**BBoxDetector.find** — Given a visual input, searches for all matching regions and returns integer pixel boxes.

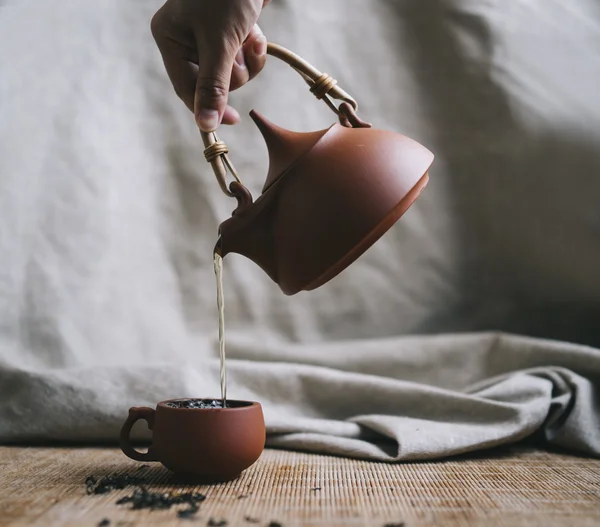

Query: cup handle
[119,407,158,462]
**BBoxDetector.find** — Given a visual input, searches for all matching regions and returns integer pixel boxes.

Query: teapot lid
[250,110,332,193]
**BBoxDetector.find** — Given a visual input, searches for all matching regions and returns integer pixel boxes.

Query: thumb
[194,42,237,132]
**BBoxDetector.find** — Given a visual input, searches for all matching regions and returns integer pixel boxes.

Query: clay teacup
[119,398,265,483]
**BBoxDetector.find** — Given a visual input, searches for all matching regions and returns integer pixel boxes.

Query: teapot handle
[200,42,371,198]
[264,43,371,129]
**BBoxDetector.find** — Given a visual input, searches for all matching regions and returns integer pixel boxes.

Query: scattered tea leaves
[86,474,145,495]
[384,523,405,527]
[117,487,207,512]
[268,522,283,527]
[86,470,208,520]
[177,503,200,519]
[207,519,228,526]
[244,517,259,523]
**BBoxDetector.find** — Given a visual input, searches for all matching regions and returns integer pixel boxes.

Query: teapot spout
[214,187,279,284]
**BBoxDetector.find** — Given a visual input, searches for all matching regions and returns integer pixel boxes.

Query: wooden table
[1,446,599,526]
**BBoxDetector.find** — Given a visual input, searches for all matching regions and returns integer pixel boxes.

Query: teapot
[202,43,433,295]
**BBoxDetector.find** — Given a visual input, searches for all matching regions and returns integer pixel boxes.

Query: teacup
[119,398,265,483]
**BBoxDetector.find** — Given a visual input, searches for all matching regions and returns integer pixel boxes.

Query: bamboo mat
[0,446,599,527]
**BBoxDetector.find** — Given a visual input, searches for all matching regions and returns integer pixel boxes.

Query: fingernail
[196,109,219,132]
[253,35,267,56]
[235,47,246,69]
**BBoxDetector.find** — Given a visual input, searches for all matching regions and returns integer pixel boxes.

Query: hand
[151,0,271,132]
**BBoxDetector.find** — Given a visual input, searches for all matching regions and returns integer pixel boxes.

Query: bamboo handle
[201,42,370,198]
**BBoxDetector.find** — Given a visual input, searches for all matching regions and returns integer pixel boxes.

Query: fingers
[229,25,267,91]
[229,47,250,94]
[222,105,241,125]
[243,25,268,84]
[194,36,239,131]
[159,53,197,114]
[151,5,197,113]
[154,48,242,126]
[151,5,267,131]
[194,26,268,130]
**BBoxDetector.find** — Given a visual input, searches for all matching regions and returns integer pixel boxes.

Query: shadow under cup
[120,399,266,483]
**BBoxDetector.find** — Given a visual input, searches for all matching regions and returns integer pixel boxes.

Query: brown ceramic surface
[120,399,265,483]
[216,112,434,295]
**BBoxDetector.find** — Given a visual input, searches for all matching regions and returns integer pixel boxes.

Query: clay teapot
[202,43,434,295]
